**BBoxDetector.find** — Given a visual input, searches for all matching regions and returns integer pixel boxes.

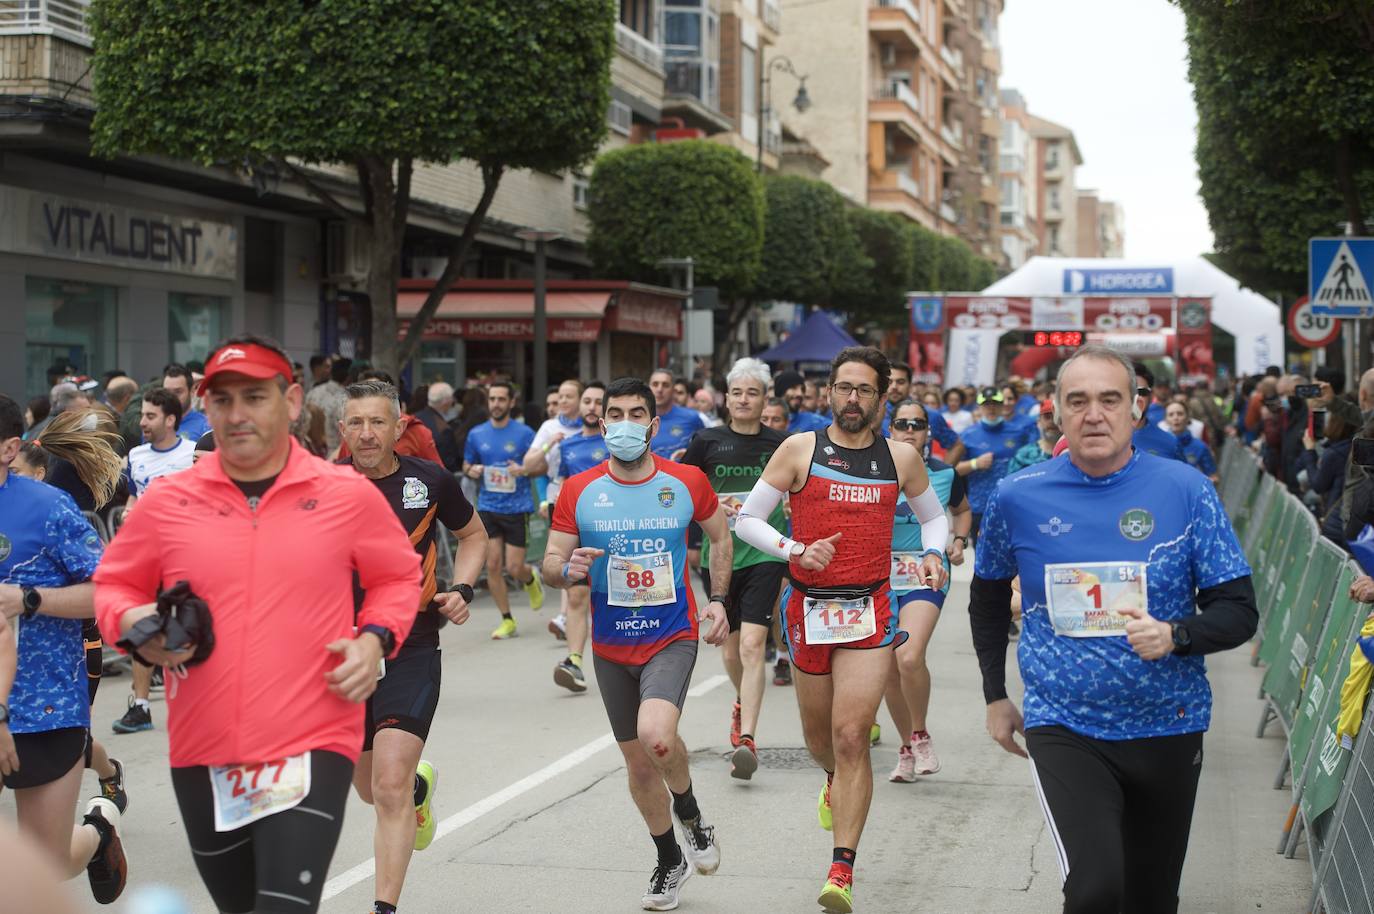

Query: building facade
[1075,190,1125,258]
[1027,113,1083,257]
[997,88,1038,269]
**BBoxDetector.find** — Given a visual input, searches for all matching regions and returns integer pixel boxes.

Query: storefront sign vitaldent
[0,186,237,280]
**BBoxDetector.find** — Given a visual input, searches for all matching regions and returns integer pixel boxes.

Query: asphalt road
[13,563,1313,913]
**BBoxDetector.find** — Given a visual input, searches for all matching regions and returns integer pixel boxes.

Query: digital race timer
[1025,331,1084,347]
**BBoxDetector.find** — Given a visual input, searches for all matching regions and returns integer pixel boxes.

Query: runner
[339,379,487,914]
[1130,364,1185,460]
[880,400,971,783]
[159,364,211,442]
[94,334,421,914]
[970,345,1257,913]
[0,393,128,906]
[526,381,608,692]
[955,387,1024,546]
[463,381,544,639]
[735,346,948,913]
[648,369,704,460]
[1164,401,1218,483]
[523,379,585,641]
[681,358,788,780]
[1007,399,1062,476]
[761,398,789,435]
[542,376,729,912]
[776,371,829,434]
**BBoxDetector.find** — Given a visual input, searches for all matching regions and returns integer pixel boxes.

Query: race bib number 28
[1044,561,1148,638]
[210,752,311,832]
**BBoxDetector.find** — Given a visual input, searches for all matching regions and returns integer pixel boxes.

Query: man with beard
[881,363,963,465]
[525,382,608,692]
[735,347,948,914]
[1007,399,1063,475]
[339,380,487,914]
[955,388,1025,546]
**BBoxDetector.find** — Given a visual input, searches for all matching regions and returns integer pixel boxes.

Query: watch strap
[453,583,475,603]
[359,624,396,655]
[709,594,728,605]
[0,703,9,724]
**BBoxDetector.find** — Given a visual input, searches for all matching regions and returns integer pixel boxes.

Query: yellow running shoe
[414,760,438,851]
[869,723,881,747]
[491,617,518,640]
[817,781,833,831]
[818,871,854,914]
[523,570,545,611]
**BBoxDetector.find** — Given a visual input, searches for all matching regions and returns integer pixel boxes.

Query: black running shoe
[98,757,128,814]
[83,797,127,904]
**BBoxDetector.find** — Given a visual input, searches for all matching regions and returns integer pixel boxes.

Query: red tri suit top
[552,455,718,665]
[788,430,900,589]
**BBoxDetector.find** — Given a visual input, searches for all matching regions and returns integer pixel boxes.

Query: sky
[999,0,1215,261]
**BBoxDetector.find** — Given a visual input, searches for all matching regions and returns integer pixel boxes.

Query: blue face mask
[603,420,651,462]
[982,415,1004,427]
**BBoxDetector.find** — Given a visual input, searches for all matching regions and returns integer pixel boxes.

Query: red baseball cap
[198,343,294,395]
[1039,398,1055,417]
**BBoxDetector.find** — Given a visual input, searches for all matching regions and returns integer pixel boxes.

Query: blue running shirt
[1132,423,1185,461]
[974,451,1250,740]
[1175,431,1217,476]
[464,419,536,514]
[787,411,829,435]
[958,421,1025,513]
[552,456,718,665]
[556,433,609,482]
[0,475,102,733]
[650,405,705,458]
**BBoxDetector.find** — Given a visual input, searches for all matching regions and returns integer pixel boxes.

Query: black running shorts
[479,511,528,548]
[363,644,442,751]
[700,561,785,632]
[171,750,353,914]
[5,726,86,789]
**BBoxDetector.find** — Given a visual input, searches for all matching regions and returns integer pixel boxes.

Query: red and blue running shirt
[552,455,718,665]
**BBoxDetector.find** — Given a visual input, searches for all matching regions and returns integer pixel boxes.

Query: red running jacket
[94,440,420,767]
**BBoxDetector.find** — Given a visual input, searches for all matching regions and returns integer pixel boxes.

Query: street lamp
[515,228,563,406]
[758,55,811,174]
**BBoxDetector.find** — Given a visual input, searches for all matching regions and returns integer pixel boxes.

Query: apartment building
[1027,113,1082,257]
[1076,190,1125,258]
[998,88,1038,269]
[943,0,1004,263]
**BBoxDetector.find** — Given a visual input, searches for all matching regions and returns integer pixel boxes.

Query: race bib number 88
[608,552,677,607]
[1044,561,1148,638]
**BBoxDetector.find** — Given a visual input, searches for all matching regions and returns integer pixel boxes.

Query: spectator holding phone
[1300,394,1357,543]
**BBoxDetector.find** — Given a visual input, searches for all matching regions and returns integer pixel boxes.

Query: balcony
[869,0,923,49]
[762,0,782,33]
[874,0,920,22]
[875,80,920,115]
[940,121,963,149]
[615,22,664,73]
[999,153,1024,174]
[870,166,936,227]
[940,44,963,73]
[0,0,91,46]
[940,201,959,224]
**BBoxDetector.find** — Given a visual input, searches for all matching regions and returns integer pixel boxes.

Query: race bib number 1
[483,465,517,494]
[608,552,677,607]
[210,752,310,832]
[1044,561,1148,638]
[803,595,876,645]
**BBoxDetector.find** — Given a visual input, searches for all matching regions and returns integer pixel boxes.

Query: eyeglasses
[1136,387,1150,399]
[891,418,928,431]
[832,382,879,401]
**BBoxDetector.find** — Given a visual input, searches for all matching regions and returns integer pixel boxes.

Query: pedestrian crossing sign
[1310,237,1374,318]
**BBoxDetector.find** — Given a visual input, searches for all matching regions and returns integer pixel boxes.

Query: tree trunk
[362,155,404,379]
[1334,135,1366,234]
[711,298,756,378]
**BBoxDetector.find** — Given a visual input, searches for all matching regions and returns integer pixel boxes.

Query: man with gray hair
[682,358,789,779]
[415,381,460,471]
[969,344,1257,913]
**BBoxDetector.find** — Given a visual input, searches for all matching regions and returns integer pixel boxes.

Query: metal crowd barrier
[1216,439,1374,912]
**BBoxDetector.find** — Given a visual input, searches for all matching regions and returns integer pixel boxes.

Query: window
[608,99,633,135]
[741,44,757,122]
[1045,141,1060,170]
[573,172,590,211]
[663,0,720,109]
[1048,226,1060,252]
[25,277,119,399]
[168,293,227,366]
[1047,183,1061,211]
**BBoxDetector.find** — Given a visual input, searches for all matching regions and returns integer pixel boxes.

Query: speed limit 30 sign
[1288,295,1341,348]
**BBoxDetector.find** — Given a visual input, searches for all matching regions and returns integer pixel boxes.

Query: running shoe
[773,658,792,686]
[730,736,758,781]
[680,816,720,875]
[548,612,567,640]
[523,569,545,611]
[818,868,854,914]
[817,781,833,831]
[641,858,690,911]
[414,760,438,851]
[111,698,152,734]
[99,757,128,814]
[83,796,127,904]
[729,700,742,748]
[491,617,518,640]
[911,732,941,775]
[554,656,587,693]
[889,745,916,783]
[149,666,164,694]
[869,723,881,746]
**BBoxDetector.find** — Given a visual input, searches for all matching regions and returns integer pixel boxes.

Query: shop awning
[396,279,685,342]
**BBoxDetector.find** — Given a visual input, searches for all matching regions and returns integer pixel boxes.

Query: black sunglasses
[1136,387,1150,399]
[891,418,929,431]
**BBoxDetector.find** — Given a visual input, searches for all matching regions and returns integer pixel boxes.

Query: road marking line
[321,671,730,900]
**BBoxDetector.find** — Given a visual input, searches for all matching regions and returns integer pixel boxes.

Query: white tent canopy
[981,256,1283,377]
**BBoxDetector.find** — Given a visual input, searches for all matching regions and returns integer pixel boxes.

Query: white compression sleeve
[735,480,799,560]
[911,483,950,555]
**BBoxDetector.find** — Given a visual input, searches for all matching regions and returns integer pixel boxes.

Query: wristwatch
[1170,622,1192,654]
[20,586,41,620]
[709,593,728,607]
[0,704,9,725]
[452,583,475,604]
[789,541,806,559]
[359,624,397,655]
[953,535,970,548]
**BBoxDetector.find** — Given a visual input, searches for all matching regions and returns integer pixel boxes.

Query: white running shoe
[642,858,691,911]
[680,817,720,875]
[889,745,917,783]
[911,732,941,775]
[548,612,567,640]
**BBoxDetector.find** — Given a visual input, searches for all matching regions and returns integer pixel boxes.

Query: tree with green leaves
[846,209,915,329]
[89,0,615,376]
[908,224,942,291]
[1177,0,1374,297]
[753,175,871,307]
[934,233,975,292]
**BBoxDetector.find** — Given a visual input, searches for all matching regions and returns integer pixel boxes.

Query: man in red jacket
[94,334,421,914]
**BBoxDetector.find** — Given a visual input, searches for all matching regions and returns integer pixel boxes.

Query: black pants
[171,750,353,913]
[1026,726,1203,914]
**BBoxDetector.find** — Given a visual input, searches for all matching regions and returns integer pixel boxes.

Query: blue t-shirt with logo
[959,420,1025,513]
[0,475,102,734]
[650,405,704,458]
[974,451,1250,740]
[464,419,536,514]
[556,433,609,481]
[178,409,211,442]
[1175,430,1217,476]
[1132,424,1185,461]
